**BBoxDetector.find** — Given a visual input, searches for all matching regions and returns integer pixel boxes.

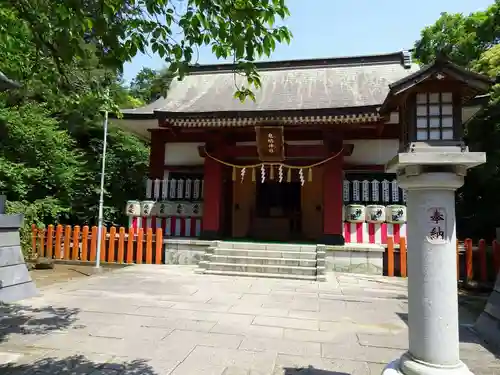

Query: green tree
[0,6,149,253]
[414,1,500,240]
[6,0,292,101]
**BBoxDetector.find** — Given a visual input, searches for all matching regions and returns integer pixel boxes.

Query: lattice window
[416,92,454,141]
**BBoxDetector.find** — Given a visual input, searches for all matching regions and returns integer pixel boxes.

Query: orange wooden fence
[386,236,500,283]
[31,224,500,282]
[31,224,163,264]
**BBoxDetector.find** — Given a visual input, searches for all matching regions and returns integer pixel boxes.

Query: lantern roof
[379,57,494,115]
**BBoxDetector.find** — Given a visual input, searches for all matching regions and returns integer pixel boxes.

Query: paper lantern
[156,201,172,217]
[386,205,407,224]
[140,200,155,217]
[125,200,141,217]
[191,203,203,217]
[366,205,386,223]
[345,204,365,223]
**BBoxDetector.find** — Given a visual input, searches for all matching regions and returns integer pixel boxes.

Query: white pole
[95,91,109,269]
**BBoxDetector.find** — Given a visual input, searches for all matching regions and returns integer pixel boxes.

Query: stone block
[357,333,409,350]
[0,214,39,303]
[322,341,405,363]
[162,329,243,349]
[0,245,25,267]
[252,316,318,331]
[173,345,277,373]
[0,230,20,247]
[329,251,351,272]
[211,322,284,339]
[0,280,38,303]
[367,251,383,274]
[239,336,321,357]
[0,214,22,229]
[0,263,33,287]
[283,328,358,344]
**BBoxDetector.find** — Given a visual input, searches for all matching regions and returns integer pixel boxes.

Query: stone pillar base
[0,214,39,303]
[382,353,473,375]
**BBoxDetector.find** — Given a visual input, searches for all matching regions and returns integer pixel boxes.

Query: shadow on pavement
[1,355,159,375]
[0,302,79,343]
[283,367,350,375]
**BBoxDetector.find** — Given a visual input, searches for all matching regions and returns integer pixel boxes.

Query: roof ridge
[188,50,415,75]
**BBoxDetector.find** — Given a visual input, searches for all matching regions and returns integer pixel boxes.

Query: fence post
[465,238,473,282]
[136,228,144,264]
[387,236,395,277]
[55,225,63,259]
[100,226,107,262]
[31,224,37,255]
[146,228,153,264]
[117,227,125,263]
[400,237,407,278]
[108,226,116,263]
[478,239,487,283]
[81,226,89,261]
[90,226,97,261]
[46,224,54,259]
[63,225,71,260]
[155,228,163,265]
[72,225,80,260]
[37,228,46,258]
[126,228,134,263]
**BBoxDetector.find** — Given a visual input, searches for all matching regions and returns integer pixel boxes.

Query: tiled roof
[122,51,420,116]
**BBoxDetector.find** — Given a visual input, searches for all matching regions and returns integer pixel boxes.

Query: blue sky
[123,0,493,83]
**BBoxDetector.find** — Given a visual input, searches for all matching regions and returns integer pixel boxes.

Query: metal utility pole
[95,90,110,269]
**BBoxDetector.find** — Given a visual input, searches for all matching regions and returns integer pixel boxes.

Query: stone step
[207,262,318,276]
[217,242,316,252]
[202,269,318,281]
[213,248,317,260]
[209,255,317,267]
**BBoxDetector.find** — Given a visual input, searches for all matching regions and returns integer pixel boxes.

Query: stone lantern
[379,57,493,375]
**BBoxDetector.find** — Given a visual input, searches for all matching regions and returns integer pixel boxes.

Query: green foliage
[414,1,500,240]
[6,0,292,101]
[0,5,149,250]
[129,67,175,103]
[414,2,500,67]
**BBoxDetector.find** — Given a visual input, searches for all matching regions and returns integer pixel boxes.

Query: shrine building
[114,50,489,246]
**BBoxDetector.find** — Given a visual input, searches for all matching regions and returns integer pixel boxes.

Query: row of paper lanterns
[344,204,406,224]
[125,200,406,224]
[126,200,204,218]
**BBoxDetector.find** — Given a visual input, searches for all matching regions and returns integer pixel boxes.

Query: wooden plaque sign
[255,126,285,162]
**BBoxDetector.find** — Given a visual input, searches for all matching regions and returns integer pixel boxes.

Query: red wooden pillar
[148,129,166,179]
[322,153,345,245]
[201,156,223,239]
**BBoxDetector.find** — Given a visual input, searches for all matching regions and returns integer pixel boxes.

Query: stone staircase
[198,241,325,281]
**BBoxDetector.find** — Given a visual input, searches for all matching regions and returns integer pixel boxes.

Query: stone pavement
[0,265,498,375]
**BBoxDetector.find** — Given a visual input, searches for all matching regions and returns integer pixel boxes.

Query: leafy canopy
[8,0,292,101]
